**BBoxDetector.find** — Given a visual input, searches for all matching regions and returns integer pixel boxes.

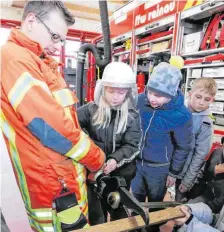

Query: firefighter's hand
[179,183,189,193]
[87,168,105,183]
[87,172,98,183]
[173,205,191,226]
[103,159,117,175]
[166,175,176,188]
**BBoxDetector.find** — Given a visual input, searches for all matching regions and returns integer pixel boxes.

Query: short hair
[191,78,217,96]
[22,0,75,26]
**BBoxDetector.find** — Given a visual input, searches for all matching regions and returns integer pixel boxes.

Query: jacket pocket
[156,130,171,163]
[46,159,76,194]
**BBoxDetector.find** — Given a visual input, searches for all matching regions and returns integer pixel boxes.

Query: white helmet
[94,62,138,108]
[101,62,136,88]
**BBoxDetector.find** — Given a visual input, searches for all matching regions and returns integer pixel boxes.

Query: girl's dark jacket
[77,102,141,183]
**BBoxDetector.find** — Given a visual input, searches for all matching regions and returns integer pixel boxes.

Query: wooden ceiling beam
[107,0,129,5]
[12,0,27,8]
[11,1,112,18]
[74,15,100,22]
[64,3,113,16]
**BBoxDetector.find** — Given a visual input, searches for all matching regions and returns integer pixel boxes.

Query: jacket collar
[191,108,212,116]
[9,28,60,72]
[8,28,44,57]
[143,89,184,110]
[185,101,212,116]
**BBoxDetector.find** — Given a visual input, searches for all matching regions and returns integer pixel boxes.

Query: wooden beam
[107,0,129,4]
[73,14,100,22]
[75,207,184,232]
[12,0,27,8]
[64,3,113,16]
[11,1,112,17]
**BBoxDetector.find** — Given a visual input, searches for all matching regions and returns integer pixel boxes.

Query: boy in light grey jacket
[174,203,224,232]
[176,78,217,201]
[173,146,224,232]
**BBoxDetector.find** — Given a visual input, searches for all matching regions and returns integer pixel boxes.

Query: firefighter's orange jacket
[1,29,105,232]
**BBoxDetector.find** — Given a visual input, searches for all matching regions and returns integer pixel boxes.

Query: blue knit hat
[147,62,182,98]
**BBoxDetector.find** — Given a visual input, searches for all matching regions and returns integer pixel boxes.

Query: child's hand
[179,183,189,193]
[215,164,224,175]
[173,205,191,226]
[166,175,176,188]
[103,159,117,175]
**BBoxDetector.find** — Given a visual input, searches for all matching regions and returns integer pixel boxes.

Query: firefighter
[1,1,105,231]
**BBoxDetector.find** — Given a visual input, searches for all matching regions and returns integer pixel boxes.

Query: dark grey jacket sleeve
[182,120,213,189]
[108,113,142,167]
[169,118,193,177]
[76,103,91,130]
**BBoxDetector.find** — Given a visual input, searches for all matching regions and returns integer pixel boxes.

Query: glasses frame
[35,15,65,45]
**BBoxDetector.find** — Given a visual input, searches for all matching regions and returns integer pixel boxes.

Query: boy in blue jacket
[131,62,192,202]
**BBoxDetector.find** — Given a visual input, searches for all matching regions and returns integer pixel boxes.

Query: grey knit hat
[147,62,182,98]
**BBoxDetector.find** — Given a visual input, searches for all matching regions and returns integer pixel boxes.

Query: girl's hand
[103,159,117,175]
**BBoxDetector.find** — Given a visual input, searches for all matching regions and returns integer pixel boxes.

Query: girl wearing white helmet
[77,61,141,225]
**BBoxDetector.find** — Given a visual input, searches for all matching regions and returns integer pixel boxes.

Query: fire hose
[76,0,111,107]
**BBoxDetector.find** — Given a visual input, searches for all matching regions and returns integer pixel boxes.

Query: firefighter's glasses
[36,15,65,45]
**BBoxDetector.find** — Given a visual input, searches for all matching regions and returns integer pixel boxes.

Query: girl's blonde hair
[92,95,129,134]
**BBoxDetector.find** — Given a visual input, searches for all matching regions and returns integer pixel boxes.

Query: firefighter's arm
[2,59,105,172]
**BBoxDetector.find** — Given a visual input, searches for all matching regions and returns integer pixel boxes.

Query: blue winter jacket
[138,90,193,177]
